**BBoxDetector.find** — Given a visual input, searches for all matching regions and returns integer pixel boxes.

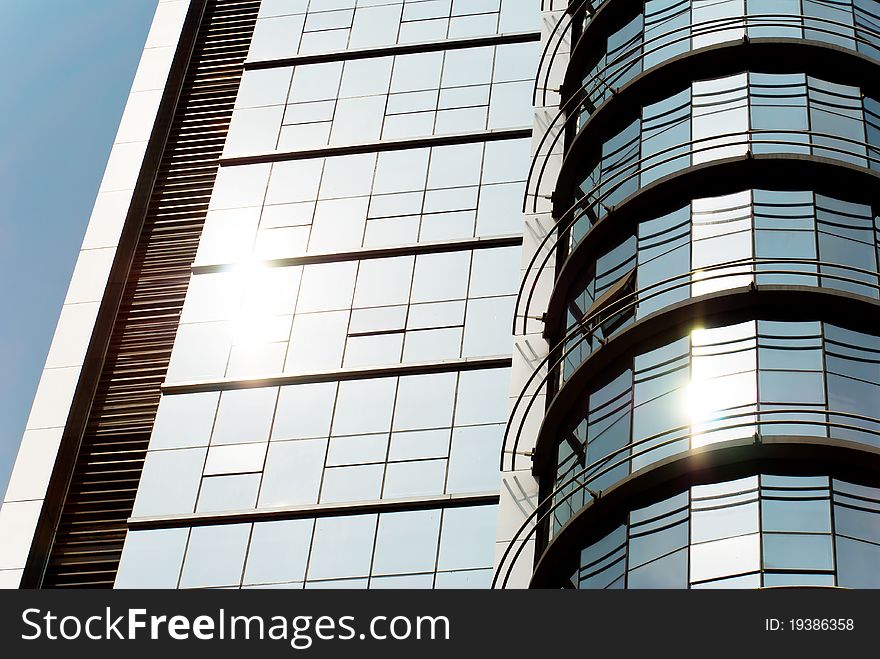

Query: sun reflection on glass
[686,325,758,448]
[227,260,274,346]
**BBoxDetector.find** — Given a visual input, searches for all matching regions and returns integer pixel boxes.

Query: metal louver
[40,0,259,588]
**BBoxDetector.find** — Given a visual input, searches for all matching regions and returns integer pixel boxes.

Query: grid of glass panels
[561,189,880,377]
[552,319,880,532]
[169,245,519,382]
[575,0,880,126]
[248,0,540,62]
[570,72,880,246]
[565,475,880,589]
[200,139,530,265]
[228,41,539,154]
[118,0,539,591]
[132,366,510,518]
[116,502,498,589]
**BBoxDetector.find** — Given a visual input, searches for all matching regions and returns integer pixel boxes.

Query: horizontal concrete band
[220,127,534,167]
[246,30,541,70]
[162,355,514,395]
[192,234,525,275]
[129,491,501,530]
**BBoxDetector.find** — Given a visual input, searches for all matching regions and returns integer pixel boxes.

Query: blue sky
[0,1,159,496]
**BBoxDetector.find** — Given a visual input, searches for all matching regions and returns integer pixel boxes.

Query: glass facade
[493,0,880,589]
[576,0,880,127]
[560,189,880,378]
[111,0,542,590]
[570,72,880,245]
[8,0,880,592]
[553,318,880,533]
[569,475,880,589]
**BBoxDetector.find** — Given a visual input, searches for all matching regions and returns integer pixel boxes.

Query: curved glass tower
[495,0,880,588]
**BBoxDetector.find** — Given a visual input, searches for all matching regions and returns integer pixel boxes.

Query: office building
[495,0,880,588]
[4,0,880,590]
[0,0,541,589]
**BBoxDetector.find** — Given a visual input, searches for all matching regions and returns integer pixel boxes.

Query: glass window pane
[427,143,483,189]
[150,392,219,450]
[179,524,251,588]
[320,464,384,503]
[326,433,388,467]
[469,247,521,297]
[243,519,314,586]
[319,153,377,199]
[628,548,689,588]
[442,46,494,87]
[411,251,471,302]
[455,368,510,425]
[354,257,415,308]
[691,502,759,544]
[482,138,530,184]
[306,578,369,589]
[115,528,189,588]
[286,311,349,372]
[834,503,880,544]
[391,51,444,93]
[236,67,293,109]
[836,536,880,587]
[340,55,393,97]
[210,163,272,211]
[211,388,279,445]
[297,261,358,313]
[308,198,369,253]
[308,514,377,580]
[462,296,516,357]
[197,473,261,513]
[273,382,338,440]
[393,372,457,431]
[249,14,305,61]
[290,61,344,102]
[763,533,834,570]
[629,494,689,568]
[383,459,447,498]
[201,442,264,481]
[763,572,835,587]
[447,425,503,493]
[265,159,323,205]
[372,509,441,575]
[692,74,749,163]
[762,498,831,533]
[346,333,405,367]
[132,448,206,517]
[166,322,232,382]
[333,378,397,435]
[407,302,465,332]
[402,327,461,362]
[259,439,327,507]
[389,429,451,461]
[374,148,430,194]
[437,505,498,570]
[690,533,760,582]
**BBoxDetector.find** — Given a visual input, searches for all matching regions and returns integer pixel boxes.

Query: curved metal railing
[503,257,880,473]
[493,409,880,588]
[532,0,596,108]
